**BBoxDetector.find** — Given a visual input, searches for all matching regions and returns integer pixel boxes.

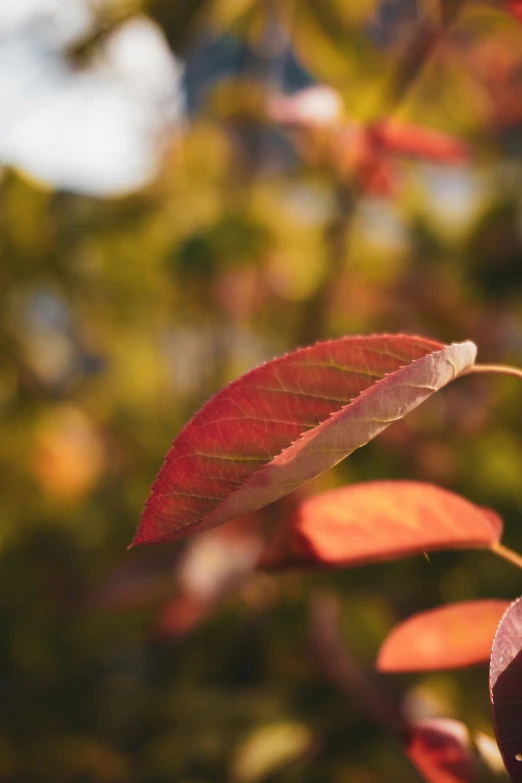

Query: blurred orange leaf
[269,87,469,195]
[32,406,104,501]
[377,600,509,672]
[260,481,502,570]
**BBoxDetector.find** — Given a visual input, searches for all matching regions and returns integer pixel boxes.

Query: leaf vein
[247,385,351,404]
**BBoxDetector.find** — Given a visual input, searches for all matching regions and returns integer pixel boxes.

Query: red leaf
[337,128,398,196]
[404,719,477,783]
[260,481,502,570]
[377,600,510,672]
[371,122,469,164]
[132,336,476,546]
[508,0,522,24]
[490,596,522,782]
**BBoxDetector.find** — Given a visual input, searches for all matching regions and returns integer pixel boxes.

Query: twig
[492,542,522,572]
[309,590,405,732]
[462,363,522,381]
[295,0,468,345]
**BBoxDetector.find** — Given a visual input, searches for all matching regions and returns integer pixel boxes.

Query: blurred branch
[66,11,135,66]
[66,0,211,64]
[381,0,467,111]
[295,0,467,346]
[309,592,484,783]
[309,590,404,732]
[144,0,212,53]
[296,184,356,347]
[417,0,443,30]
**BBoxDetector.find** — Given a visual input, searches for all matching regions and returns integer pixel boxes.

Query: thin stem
[492,542,522,571]
[465,363,522,571]
[377,0,466,114]
[417,0,442,30]
[295,184,355,345]
[463,364,522,381]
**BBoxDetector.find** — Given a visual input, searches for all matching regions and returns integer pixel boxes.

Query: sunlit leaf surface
[260,481,500,570]
[133,336,476,545]
[377,600,509,672]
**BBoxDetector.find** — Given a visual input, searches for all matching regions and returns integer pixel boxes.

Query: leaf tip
[127,530,142,549]
[128,510,158,548]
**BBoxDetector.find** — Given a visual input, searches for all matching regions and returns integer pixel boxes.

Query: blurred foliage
[3,0,522,781]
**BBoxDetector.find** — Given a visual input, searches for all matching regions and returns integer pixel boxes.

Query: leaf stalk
[464,364,522,381]
[491,542,522,572]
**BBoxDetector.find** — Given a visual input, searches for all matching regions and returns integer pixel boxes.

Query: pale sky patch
[0,0,184,196]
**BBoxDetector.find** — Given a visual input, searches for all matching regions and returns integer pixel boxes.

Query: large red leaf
[404,719,477,783]
[260,481,502,570]
[490,596,522,782]
[132,336,476,546]
[377,600,510,673]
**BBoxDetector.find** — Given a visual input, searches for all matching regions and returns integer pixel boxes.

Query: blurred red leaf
[155,593,208,638]
[340,122,468,194]
[508,0,522,24]
[260,481,502,570]
[377,600,509,672]
[337,126,398,196]
[454,35,522,131]
[132,336,476,546]
[268,88,469,195]
[370,122,469,163]
[490,596,522,781]
[404,718,477,783]
[154,514,263,638]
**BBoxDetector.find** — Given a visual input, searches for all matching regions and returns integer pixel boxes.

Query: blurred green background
[2,0,522,780]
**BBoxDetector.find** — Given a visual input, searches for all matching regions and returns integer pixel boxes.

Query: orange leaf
[377,600,510,672]
[260,481,502,570]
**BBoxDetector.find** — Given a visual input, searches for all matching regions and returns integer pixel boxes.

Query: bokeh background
[2,0,522,780]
